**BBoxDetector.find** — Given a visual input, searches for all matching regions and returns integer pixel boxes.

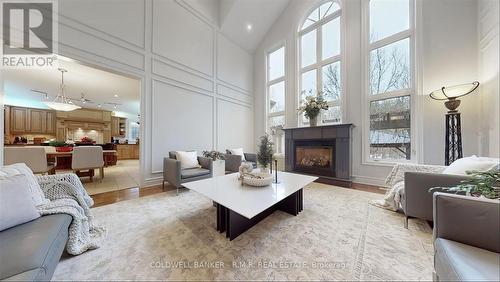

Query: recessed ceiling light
[114,94,119,97]
[246,24,253,31]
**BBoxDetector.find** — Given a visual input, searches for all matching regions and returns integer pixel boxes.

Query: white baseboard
[142,176,163,188]
[352,175,387,188]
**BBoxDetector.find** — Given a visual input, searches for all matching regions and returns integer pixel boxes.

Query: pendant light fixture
[43,68,82,112]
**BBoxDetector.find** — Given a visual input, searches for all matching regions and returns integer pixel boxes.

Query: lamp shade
[43,101,82,112]
[429,81,479,100]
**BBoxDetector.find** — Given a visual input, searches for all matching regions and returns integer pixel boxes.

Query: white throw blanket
[370,163,445,211]
[36,174,107,255]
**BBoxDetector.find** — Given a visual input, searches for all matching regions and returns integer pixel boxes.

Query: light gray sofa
[224,152,257,173]
[0,214,71,281]
[163,151,213,194]
[402,172,470,227]
[433,193,500,281]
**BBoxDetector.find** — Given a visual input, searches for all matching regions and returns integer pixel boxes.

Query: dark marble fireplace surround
[283,124,353,187]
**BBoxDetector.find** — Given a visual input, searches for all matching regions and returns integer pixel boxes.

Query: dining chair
[71,146,104,182]
[4,146,56,175]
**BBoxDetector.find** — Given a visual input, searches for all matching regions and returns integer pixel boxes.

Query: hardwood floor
[91,185,174,207]
[90,182,385,207]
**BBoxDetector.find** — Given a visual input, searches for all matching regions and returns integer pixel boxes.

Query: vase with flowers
[297,90,329,127]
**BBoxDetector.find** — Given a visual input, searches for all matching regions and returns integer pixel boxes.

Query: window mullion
[369,29,412,51]
[316,25,322,96]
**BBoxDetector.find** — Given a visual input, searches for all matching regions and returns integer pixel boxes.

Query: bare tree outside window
[367,35,411,160]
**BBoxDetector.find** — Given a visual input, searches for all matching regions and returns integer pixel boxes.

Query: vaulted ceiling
[186,0,290,53]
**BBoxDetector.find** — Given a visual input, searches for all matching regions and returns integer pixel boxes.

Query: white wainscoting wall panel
[151,80,214,173]
[48,0,255,186]
[152,59,214,92]
[58,0,146,49]
[152,0,214,76]
[478,0,499,157]
[217,34,253,92]
[217,99,254,152]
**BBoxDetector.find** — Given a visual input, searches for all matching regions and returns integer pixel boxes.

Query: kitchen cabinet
[111,117,127,137]
[116,144,139,160]
[111,117,120,136]
[10,107,28,132]
[8,106,56,134]
[29,109,46,133]
[56,108,112,122]
[45,111,56,134]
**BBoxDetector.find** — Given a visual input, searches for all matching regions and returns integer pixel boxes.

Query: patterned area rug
[53,183,433,281]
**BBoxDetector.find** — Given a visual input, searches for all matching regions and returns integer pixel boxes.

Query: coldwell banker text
[1,1,58,69]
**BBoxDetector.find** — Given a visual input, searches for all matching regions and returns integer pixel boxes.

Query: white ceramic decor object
[213,160,225,177]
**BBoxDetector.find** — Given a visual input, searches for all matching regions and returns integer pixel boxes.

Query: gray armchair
[163,151,213,194]
[224,152,257,173]
[402,172,470,227]
[433,193,499,281]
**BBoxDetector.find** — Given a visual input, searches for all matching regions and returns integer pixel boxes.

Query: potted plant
[49,141,73,152]
[429,170,500,199]
[297,90,329,127]
[202,150,226,176]
[257,134,274,173]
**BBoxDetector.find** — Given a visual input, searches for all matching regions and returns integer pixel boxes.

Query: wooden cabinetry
[45,111,56,134]
[29,109,45,132]
[116,144,139,160]
[10,107,28,132]
[111,117,120,136]
[8,106,56,134]
[111,117,127,137]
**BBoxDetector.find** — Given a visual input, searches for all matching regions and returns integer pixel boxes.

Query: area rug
[53,183,434,281]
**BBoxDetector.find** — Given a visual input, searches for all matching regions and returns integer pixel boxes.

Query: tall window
[298,1,342,126]
[267,46,285,153]
[365,0,414,162]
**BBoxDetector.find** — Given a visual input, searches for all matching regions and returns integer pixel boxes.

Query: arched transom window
[298,1,343,126]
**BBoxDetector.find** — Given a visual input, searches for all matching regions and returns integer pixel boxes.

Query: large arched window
[298,1,343,126]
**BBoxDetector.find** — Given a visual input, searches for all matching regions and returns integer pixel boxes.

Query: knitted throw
[36,173,107,255]
[370,163,445,211]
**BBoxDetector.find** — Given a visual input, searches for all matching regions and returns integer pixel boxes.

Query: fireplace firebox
[284,124,353,187]
[294,141,335,176]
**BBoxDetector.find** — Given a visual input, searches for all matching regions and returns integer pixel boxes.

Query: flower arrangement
[297,90,329,126]
[202,150,225,161]
[49,141,73,152]
[80,136,94,143]
[49,140,69,147]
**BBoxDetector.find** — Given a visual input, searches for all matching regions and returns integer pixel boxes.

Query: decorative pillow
[175,151,200,169]
[0,174,41,231]
[0,163,48,206]
[443,156,499,175]
[229,148,245,161]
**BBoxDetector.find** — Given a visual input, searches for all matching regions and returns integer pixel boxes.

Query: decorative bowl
[242,172,273,187]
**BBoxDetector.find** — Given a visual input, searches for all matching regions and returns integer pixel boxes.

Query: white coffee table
[183,171,317,240]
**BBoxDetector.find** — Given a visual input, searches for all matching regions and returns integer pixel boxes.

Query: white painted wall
[29,0,255,186]
[420,0,480,165]
[253,0,482,186]
[478,0,499,158]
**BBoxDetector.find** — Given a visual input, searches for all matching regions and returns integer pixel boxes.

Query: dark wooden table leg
[219,188,305,241]
[216,203,226,233]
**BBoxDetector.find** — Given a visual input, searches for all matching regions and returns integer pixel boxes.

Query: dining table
[46,150,118,169]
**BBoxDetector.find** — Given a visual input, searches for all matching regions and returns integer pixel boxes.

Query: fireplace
[294,141,335,176]
[284,124,353,187]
